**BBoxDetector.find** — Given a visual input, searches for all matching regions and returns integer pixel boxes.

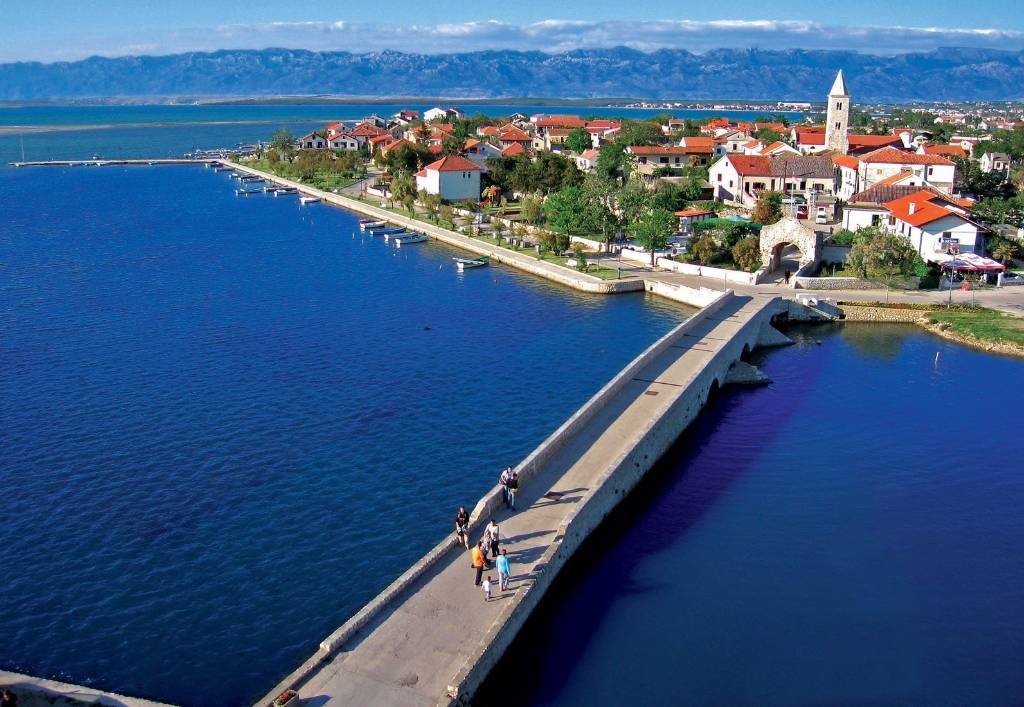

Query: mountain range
[2,47,1024,102]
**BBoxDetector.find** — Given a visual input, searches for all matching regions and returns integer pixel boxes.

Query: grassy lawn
[842,301,1024,349]
[244,159,362,190]
[471,235,630,280]
[927,308,1024,348]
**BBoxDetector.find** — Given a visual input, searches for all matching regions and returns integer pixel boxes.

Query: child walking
[482,575,493,602]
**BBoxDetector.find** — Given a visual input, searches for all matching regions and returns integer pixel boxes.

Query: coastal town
[241,70,1024,302]
[5,8,1024,702]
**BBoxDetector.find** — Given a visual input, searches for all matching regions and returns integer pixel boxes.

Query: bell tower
[825,70,849,154]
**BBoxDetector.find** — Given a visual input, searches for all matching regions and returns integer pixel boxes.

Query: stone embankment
[222,161,650,297]
[0,670,171,707]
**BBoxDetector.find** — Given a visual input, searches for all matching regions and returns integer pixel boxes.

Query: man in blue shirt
[496,549,511,591]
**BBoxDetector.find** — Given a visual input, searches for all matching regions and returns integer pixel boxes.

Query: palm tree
[992,241,1018,265]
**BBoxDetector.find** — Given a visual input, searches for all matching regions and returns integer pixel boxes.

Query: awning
[936,252,1005,271]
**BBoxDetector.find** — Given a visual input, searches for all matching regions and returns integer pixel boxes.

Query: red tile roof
[875,170,918,186]
[848,134,902,148]
[832,154,860,169]
[535,115,586,128]
[501,142,526,156]
[424,155,483,172]
[629,145,712,155]
[348,122,388,137]
[923,144,968,158]
[725,154,772,175]
[674,208,715,217]
[678,136,715,148]
[578,148,600,160]
[884,190,960,227]
[860,146,954,165]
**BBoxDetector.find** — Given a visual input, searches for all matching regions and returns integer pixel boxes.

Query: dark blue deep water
[478,324,1024,707]
[0,165,687,704]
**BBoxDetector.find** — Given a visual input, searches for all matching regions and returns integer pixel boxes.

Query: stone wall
[794,276,921,290]
[837,304,931,322]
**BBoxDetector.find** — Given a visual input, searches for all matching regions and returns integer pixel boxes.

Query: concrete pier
[258,291,790,707]
[8,159,213,167]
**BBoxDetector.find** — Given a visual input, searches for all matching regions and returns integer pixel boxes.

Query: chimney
[909,203,916,215]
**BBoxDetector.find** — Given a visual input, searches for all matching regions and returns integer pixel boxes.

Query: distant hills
[2,47,1024,102]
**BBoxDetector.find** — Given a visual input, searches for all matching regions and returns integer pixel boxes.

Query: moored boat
[454,255,490,271]
[299,196,321,205]
[394,233,428,247]
[368,225,405,236]
[359,220,386,230]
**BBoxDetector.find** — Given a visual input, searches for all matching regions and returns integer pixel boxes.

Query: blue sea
[0,163,688,704]
[478,324,1024,707]
[0,102,803,165]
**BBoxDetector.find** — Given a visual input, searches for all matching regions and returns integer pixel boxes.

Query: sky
[3,0,1024,63]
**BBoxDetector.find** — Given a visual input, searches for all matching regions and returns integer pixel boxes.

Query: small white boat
[394,233,428,247]
[300,196,321,205]
[360,220,386,230]
[454,255,490,272]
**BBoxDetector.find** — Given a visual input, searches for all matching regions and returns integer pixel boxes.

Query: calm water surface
[0,164,687,704]
[478,324,1024,707]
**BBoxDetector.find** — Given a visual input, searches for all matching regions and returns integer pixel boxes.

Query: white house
[882,189,984,262]
[709,154,835,207]
[461,139,503,169]
[574,148,599,172]
[328,134,359,150]
[415,155,482,202]
[423,107,464,122]
[297,132,326,150]
[981,152,1010,174]
[850,146,957,195]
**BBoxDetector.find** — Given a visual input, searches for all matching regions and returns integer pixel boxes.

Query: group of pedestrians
[456,466,522,600]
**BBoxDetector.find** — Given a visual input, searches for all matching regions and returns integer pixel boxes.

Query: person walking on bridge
[454,505,470,549]
[484,518,500,560]
[499,466,513,507]
[471,540,487,586]
[496,549,511,591]
[506,470,519,510]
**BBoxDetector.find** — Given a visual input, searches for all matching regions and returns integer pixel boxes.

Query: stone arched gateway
[759,217,820,272]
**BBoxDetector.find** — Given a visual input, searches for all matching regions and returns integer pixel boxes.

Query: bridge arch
[759,217,820,272]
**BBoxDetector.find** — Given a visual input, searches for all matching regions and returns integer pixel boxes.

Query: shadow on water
[475,337,827,706]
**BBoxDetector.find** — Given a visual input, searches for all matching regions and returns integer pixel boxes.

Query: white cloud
[5,18,1024,63]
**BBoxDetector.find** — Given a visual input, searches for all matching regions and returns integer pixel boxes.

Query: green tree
[270,128,297,160]
[754,128,783,144]
[846,228,919,283]
[991,239,1020,265]
[566,127,592,153]
[752,191,784,225]
[615,120,663,147]
[617,185,653,227]
[542,185,604,237]
[689,235,719,265]
[518,193,543,225]
[731,236,761,271]
[596,142,628,178]
[628,207,675,266]
[582,173,620,251]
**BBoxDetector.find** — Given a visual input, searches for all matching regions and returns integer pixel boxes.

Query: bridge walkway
[287,294,768,706]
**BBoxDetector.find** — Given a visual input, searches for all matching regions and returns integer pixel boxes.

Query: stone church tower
[825,70,849,154]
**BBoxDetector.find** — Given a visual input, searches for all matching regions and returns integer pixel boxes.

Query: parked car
[621,240,649,253]
[814,206,828,225]
[1001,271,1024,286]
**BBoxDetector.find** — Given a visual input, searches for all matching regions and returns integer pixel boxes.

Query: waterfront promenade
[259,292,785,706]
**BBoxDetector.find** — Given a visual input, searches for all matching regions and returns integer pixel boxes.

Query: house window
[836,102,842,110]
[871,214,881,226]
[717,174,722,182]
[928,167,933,176]
[835,122,841,130]
[729,180,734,188]
[659,157,668,164]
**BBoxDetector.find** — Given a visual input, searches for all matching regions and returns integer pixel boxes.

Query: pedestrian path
[274,295,772,706]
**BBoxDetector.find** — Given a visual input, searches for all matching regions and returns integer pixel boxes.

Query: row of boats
[212,164,489,268]
[359,218,490,269]
[214,166,322,203]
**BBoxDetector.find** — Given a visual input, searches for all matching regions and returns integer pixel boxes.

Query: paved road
[590,254,1024,317]
[292,296,769,706]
